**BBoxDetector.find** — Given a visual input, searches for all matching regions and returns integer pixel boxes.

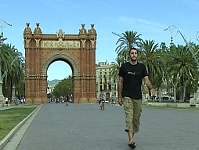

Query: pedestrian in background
[111,94,116,105]
[5,97,9,107]
[99,91,105,110]
[65,94,69,106]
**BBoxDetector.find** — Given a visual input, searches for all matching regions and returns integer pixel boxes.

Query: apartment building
[96,61,117,102]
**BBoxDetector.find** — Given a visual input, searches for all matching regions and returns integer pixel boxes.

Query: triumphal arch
[23,23,97,103]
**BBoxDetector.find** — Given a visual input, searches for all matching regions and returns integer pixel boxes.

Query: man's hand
[118,98,123,106]
[150,88,155,96]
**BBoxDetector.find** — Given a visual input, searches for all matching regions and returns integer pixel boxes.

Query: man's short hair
[129,47,138,55]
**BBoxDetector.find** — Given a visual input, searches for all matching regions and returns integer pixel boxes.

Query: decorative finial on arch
[88,24,96,35]
[34,23,42,34]
[23,23,32,35]
[36,23,39,26]
[56,29,65,39]
[26,23,30,27]
[79,24,87,34]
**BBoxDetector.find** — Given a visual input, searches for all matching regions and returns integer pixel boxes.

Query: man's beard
[130,57,137,62]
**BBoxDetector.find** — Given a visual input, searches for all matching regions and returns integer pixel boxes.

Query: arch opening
[47,60,73,103]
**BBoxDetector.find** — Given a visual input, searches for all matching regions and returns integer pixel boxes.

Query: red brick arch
[23,23,97,103]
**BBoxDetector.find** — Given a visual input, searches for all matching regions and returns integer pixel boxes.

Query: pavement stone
[1,103,199,150]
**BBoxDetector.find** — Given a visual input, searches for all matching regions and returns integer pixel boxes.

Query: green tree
[138,39,164,99]
[110,55,125,81]
[139,40,161,83]
[0,43,25,100]
[167,45,199,101]
[115,31,142,61]
[111,31,142,81]
[52,76,72,98]
[0,43,12,79]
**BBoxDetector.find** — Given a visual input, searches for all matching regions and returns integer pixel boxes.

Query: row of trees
[111,30,199,102]
[1,29,199,103]
[0,43,25,100]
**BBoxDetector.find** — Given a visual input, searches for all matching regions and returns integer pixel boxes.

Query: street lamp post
[0,19,12,107]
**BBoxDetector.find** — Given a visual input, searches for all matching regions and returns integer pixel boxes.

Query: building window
[100,85,103,91]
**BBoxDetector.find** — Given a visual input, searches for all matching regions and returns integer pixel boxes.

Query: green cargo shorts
[123,97,142,133]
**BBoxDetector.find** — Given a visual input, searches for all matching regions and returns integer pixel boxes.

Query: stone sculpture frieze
[41,40,80,48]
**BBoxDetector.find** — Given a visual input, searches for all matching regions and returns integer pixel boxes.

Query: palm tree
[110,55,125,81]
[167,45,199,102]
[0,43,12,79]
[1,44,25,100]
[112,30,142,77]
[110,30,143,89]
[139,40,161,83]
[139,39,165,100]
[157,43,180,102]
[115,31,142,61]
[153,42,173,101]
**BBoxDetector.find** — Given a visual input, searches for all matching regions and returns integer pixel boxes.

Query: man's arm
[143,76,155,96]
[118,76,123,106]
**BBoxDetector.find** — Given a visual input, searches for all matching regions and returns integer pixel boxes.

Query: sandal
[128,141,136,149]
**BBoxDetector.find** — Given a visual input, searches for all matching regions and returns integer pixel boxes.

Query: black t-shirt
[119,62,148,99]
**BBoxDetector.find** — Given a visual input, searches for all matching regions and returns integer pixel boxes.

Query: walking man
[118,47,155,149]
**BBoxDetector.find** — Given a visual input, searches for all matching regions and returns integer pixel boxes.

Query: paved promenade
[2,103,199,150]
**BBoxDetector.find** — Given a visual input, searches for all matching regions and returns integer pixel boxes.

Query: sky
[1,0,199,81]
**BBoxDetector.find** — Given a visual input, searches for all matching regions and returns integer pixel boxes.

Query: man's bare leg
[128,131,134,143]
[128,131,136,148]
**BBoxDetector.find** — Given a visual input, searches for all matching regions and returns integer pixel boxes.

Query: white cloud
[117,16,167,30]
[93,1,111,7]
[137,19,167,29]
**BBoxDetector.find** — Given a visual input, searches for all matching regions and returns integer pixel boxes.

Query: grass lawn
[0,105,38,140]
